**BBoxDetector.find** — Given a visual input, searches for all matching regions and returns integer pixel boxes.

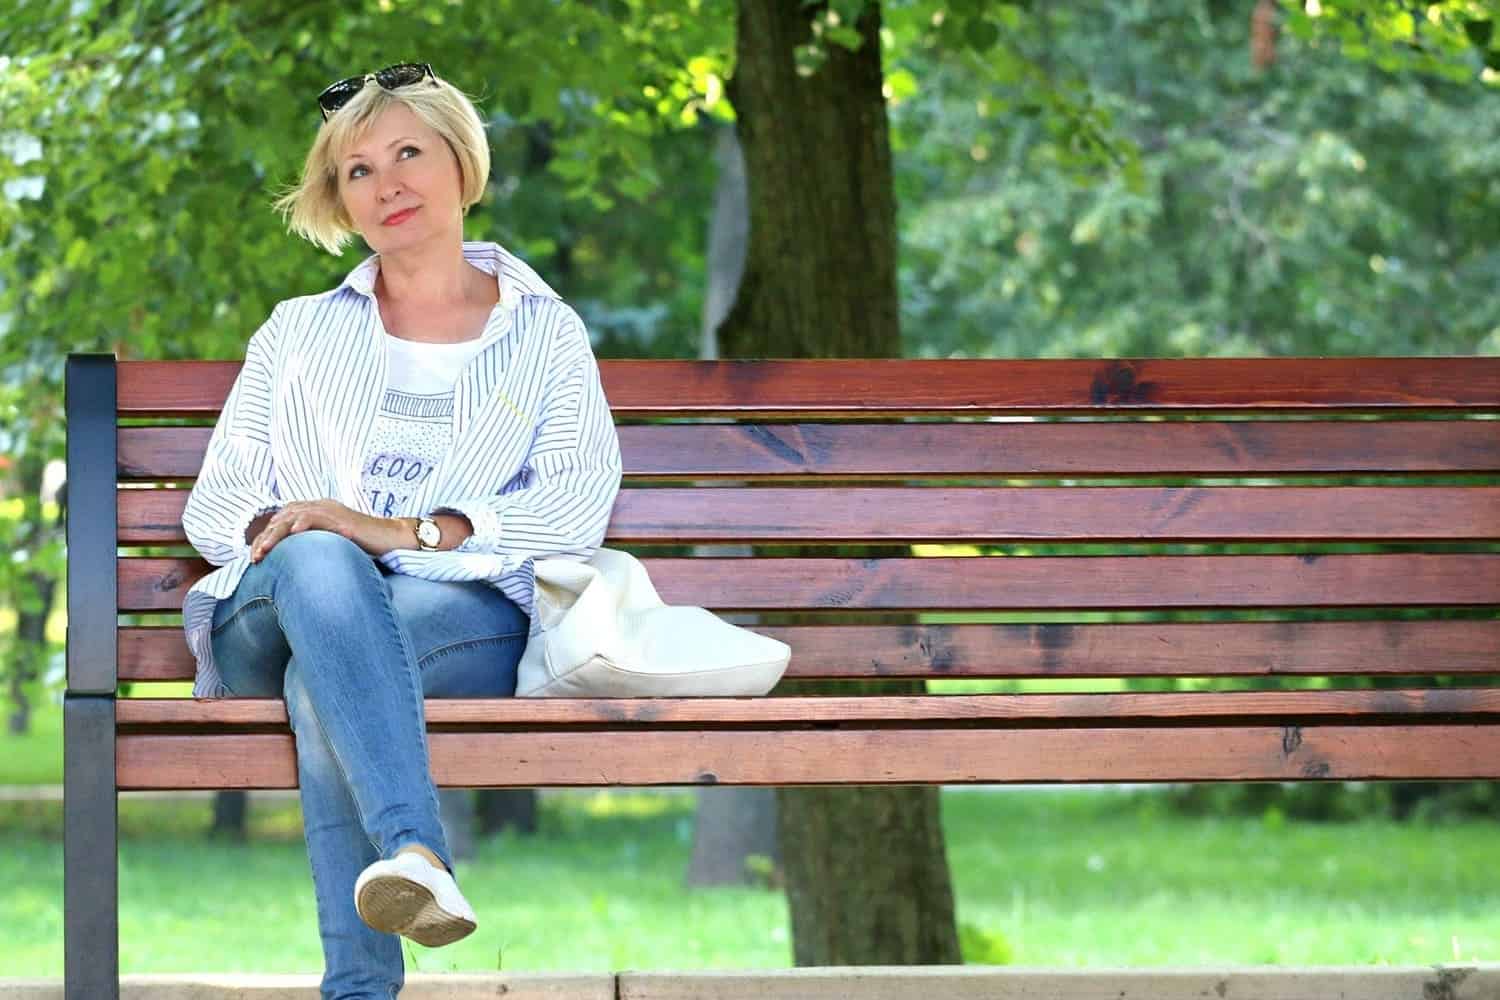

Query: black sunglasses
[317,62,436,122]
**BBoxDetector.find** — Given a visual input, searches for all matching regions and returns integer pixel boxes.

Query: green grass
[0,694,62,785]
[2,787,1498,977]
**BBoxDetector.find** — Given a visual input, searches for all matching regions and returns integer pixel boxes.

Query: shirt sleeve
[427,306,622,568]
[181,304,284,567]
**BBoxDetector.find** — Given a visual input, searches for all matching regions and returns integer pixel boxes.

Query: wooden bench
[65,352,1500,999]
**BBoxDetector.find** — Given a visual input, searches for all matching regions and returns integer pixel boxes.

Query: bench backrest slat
[118,486,1500,545]
[119,420,1500,480]
[106,357,1500,690]
[118,619,1500,683]
[118,552,1500,612]
[117,725,1500,789]
[117,358,1500,414]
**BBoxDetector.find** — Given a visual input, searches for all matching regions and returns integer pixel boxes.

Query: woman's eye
[347,146,420,180]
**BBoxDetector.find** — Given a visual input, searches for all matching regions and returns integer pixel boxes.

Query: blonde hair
[272,69,491,256]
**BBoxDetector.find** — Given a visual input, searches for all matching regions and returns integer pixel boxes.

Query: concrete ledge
[621,964,1500,998]
[0,973,612,999]
[4,965,1497,999]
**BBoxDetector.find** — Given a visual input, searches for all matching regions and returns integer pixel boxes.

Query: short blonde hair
[272,69,491,256]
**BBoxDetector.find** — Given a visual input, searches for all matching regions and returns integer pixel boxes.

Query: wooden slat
[115,724,1500,788]
[115,689,1500,728]
[117,357,1500,416]
[118,553,1500,612]
[117,419,1500,480]
[118,486,1500,545]
[117,619,1500,683]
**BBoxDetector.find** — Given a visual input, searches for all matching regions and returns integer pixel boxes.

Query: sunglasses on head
[317,62,436,122]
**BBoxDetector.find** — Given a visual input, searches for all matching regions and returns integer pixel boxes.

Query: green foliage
[958,920,1014,965]
[1282,0,1500,81]
[889,1,1500,359]
[1165,777,1500,824]
[1,0,734,370]
[883,0,1146,190]
[742,851,779,888]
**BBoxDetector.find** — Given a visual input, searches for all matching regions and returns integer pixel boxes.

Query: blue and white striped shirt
[180,241,624,699]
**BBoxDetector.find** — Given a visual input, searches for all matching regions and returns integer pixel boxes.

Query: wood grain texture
[117,357,1500,416]
[119,485,1500,545]
[115,724,1500,788]
[118,553,1500,612]
[102,355,1500,798]
[118,619,1500,683]
[117,418,1500,480]
[115,688,1500,728]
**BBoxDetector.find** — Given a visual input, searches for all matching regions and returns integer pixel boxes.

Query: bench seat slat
[115,689,1500,728]
[119,553,1500,613]
[118,420,1500,480]
[118,620,1500,683]
[118,486,1500,545]
[116,724,1500,788]
[116,358,1500,415]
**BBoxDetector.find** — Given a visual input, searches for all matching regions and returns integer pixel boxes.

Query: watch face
[417,519,441,547]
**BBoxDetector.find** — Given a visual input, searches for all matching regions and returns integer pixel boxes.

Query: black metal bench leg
[65,693,118,1000]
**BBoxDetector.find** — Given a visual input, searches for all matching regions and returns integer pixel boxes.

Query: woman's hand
[249,499,407,562]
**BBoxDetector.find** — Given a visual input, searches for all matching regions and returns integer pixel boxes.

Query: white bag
[516,547,791,698]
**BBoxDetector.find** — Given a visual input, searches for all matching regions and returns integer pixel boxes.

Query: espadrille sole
[355,869,477,947]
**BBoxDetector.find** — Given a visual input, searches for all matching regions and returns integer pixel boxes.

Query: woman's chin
[367,222,453,254]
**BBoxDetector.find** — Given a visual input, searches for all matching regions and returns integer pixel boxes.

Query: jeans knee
[283,661,312,733]
[282,663,343,778]
[261,530,372,593]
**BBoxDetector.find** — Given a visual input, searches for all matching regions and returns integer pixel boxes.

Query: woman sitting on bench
[180,62,622,1000]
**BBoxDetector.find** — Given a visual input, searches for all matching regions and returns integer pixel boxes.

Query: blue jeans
[208,530,525,1000]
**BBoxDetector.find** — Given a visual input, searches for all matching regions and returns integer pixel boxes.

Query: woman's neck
[373,243,491,309]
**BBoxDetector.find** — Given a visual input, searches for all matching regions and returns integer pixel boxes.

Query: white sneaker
[353,850,478,947]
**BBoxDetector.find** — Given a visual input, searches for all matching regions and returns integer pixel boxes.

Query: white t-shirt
[359,334,489,519]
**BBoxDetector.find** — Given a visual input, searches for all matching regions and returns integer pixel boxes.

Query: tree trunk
[720,0,960,964]
[7,453,64,735]
[687,787,780,887]
[10,560,56,734]
[476,788,538,836]
[719,0,902,361]
[777,784,959,963]
[439,788,477,859]
[209,790,248,840]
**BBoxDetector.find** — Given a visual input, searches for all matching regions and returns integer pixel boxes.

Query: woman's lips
[383,207,418,226]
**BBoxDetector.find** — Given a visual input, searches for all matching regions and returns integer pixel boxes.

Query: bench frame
[66,355,120,997]
[64,351,1500,999]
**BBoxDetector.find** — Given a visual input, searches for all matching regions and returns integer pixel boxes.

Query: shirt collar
[335,240,560,314]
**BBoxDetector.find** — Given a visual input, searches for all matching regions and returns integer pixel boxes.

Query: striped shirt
[180,241,624,699]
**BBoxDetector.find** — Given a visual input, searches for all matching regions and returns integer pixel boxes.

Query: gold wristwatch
[415,515,442,551]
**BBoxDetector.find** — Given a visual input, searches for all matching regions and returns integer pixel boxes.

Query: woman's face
[336,101,464,254]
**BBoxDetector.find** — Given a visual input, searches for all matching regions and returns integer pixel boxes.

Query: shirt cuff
[231,502,282,560]
[431,502,500,553]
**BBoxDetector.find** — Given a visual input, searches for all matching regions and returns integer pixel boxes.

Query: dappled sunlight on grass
[3,788,1498,975]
